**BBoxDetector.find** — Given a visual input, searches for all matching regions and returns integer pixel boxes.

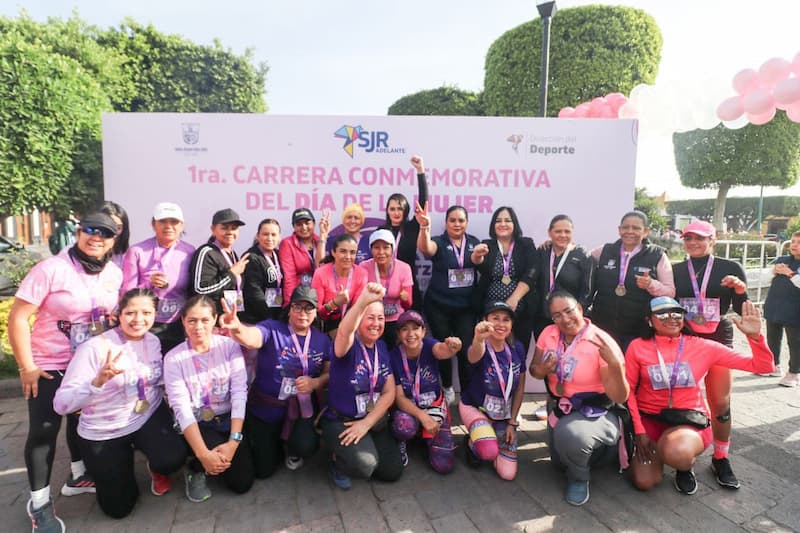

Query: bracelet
[507,421,519,427]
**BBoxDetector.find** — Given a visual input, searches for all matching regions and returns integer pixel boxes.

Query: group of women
[8,156,779,532]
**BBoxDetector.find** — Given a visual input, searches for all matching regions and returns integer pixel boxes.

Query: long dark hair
[488,206,523,240]
[384,193,410,229]
[99,201,130,256]
[321,233,357,265]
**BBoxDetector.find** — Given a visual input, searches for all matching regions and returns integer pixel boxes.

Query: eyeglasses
[551,306,577,322]
[654,311,684,321]
[81,227,116,239]
[290,303,316,314]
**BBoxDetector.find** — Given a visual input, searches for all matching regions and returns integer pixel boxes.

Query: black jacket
[241,244,283,323]
[187,241,239,314]
[473,236,538,315]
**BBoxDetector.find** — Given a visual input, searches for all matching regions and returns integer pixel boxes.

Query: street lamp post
[536,0,556,117]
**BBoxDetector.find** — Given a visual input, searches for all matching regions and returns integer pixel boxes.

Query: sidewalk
[1,331,799,532]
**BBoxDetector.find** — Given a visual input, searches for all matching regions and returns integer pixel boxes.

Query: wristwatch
[229,431,244,442]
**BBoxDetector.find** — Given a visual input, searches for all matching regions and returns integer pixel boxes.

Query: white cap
[153,202,184,222]
[369,229,395,248]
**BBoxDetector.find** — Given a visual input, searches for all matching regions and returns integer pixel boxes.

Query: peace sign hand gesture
[219,298,240,331]
[414,201,431,228]
[92,348,124,388]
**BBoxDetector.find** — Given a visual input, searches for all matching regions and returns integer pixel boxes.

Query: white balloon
[722,115,749,129]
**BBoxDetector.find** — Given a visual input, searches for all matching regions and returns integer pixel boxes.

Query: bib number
[448,268,475,289]
[157,298,182,322]
[223,290,244,312]
[383,303,399,317]
[277,377,297,400]
[300,273,313,287]
[69,321,107,351]
[355,392,380,418]
[679,297,720,323]
[483,394,510,420]
[417,390,437,408]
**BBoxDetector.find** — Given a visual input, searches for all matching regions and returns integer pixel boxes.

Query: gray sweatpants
[548,409,621,482]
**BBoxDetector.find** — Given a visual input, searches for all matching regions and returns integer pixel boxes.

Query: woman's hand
[472,243,489,260]
[634,270,652,290]
[533,349,559,376]
[339,418,371,446]
[420,412,441,436]
[587,334,619,366]
[506,295,520,312]
[634,433,657,465]
[229,253,250,277]
[199,448,230,475]
[443,337,462,355]
[19,367,54,400]
[91,348,124,388]
[333,284,350,307]
[295,375,317,393]
[211,441,238,466]
[773,263,794,277]
[399,289,410,303]
[504,424,516,446]
[149,271,169,289]
[732,300,762,339]
[720,275,747,295]
[319,209,331,238]
[359,282,386,306]
[410,155,425,174]
[414,201,431,228]
[218,298,241,331]
[473,321,493,343]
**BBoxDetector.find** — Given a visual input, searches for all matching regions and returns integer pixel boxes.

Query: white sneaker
[285,455,304,471]
[443,387,456,406]
[779,372,799,387]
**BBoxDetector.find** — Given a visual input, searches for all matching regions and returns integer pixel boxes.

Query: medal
[502,275,512,285]
[455,271,465,281]
[615,285,627,297]
[694,314,706,325]
[133,399,150,414]
[366,399,375,412]
[274,295,283,306]
[200,407,215,421]
[555,382,564,396]
[89,322,101,335]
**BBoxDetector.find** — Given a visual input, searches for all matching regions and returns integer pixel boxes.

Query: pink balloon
[773,78,800,106]
[606,93,627,113]
[747,106,776,125]
[717,96,744,121]
[595,104,615,118]
[617,101,638,119]
[742,89,775,115]
[733,68,762,95]
[589,97,606,114]
[792,52,800,77]
[573,104,590,118]
[787,102,800,123]
[558,106,576,118]
[759,57,792,87]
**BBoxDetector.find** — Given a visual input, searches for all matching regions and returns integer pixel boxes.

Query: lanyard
[498,240,515,278]
[358,339,380,398]
[485,341,514,404]
[555,322,588,385]
[393,230,402,259]
[400,346,421,405]
[687,256,714,316]
[618,244,642,287]
[189,343,214,409]
[450,235,466,269]
[373,260,395,293]
[289,327,311,376]
[654,335,686,408]
[262,249,283,286]
[332,266,354,317]
[69,256,102,324]
[549,246,572,293]
[215,241,241,291]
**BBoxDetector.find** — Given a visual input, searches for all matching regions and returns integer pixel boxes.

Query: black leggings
[320,417,403,481]
[424,298,474,389]
[245,414,319,479]
[187,423,255,494]
[78,402,187,519]
[767,321,800,373]
[25,372,81,490]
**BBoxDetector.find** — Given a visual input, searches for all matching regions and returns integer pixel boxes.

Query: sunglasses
[290,303,316,314]
[81,226,116,239]
[654,311,685,321]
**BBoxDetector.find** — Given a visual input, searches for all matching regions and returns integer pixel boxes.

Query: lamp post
[536,0,556,117]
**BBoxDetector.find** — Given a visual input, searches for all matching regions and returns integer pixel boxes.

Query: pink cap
[681,220,716,239]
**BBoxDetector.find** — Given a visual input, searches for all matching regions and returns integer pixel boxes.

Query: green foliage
[673,112,800,191]
[634,188,667,232]
[666,196,800,219]
[483,5,662,117]
[0,298,15,357]
[98,20,268,113]
[388,86,483,116]
[784,216,800,238]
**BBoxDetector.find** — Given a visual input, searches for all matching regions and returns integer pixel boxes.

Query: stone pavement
[1,330,799,532]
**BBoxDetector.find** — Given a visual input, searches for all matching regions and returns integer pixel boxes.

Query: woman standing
[672,220,750,489]
[122,202,195,353]
[100,200,130,268]
[327,203,372,265]
[312,234,368,336]
[279,207,328,305]
[241,218,284,323]
[417,203,479,402]
[390,311,461,473]
[470,206,538,350]
[8,212,122,531]
[534,215,593,338]
[382,155,429,311]
[219,287,331,477]
[591,210,674,352]
[529,291,629,506]
[53,289,187,519]
[164,296,254,502]
[360,229,413,347]
[188,208,250,315]
[320,284,403,490]
[764,230,800,388]
[460,301,526,480]
[626,297,774,495]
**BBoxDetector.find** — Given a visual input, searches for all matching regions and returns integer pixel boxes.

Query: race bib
[300,273,313,287]
[448,268,475,289]
[265,288,282,308]
[483,394,511,420]
[417,390,437,408]
[223,290,244,311]
[355,392,380,418]
[561,356,578,382]
[277,377,297,400]
[383,303,399,317]
[679,297,720,323]
[156,297,182,322]
[646,362,697,390]
[69,321,108,352]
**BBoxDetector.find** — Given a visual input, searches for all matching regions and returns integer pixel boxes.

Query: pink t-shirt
[164,335,247,431]
[359,259,413,322]
[311,263,367,320]
[536,319,623,397]
[15,249,122,370]
[53,329,163,440]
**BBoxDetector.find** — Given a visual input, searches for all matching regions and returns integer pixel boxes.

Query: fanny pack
[653,408,710,429]
[198,411,232,433]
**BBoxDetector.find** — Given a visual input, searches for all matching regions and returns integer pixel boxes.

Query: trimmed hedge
[388,86,484,116]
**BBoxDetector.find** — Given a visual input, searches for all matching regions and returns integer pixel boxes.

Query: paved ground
[1,329,799,532]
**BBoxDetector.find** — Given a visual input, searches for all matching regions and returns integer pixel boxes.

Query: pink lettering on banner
[348,167,415,186]
[245,192,291,211]
[232,165,344,185]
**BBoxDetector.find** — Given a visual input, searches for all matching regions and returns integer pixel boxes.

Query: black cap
[212,208,245,226]
[291,286,318,307]
[79,212,119,235]
[483,300,515,319]
[292,208,315,224]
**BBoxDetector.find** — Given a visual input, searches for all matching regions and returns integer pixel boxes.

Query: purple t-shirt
[249,320,332,423]
[461,340,525,416]
[326,339,392,419]
[390,337,441,408]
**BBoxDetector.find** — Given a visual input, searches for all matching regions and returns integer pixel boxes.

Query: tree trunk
[713,183,730,232]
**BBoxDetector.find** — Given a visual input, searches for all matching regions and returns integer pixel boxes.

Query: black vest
[592,240,664,338]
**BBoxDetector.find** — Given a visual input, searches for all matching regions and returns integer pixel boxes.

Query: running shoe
[565,480,590,506]
[779,372,799,387]
[185,471,212,503]
[285,455,304,471]
[27,498,65,533]
[463,434,481,468]
[60,472,96,496]
[330,461,352,490]
[674,469,698,495]
[443,387,456,406]
[711,457,740,489]
[147,463,172,496]
[399,441,409,467]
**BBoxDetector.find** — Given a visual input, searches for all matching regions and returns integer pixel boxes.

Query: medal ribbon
[332,266,354,317]
[215,241,241,291]
[618,244,642,289]
[653,335,686,408]
[485,341,514,405]
[149,242,177,294]
[555,322,589,388]
[263,249,283,287]
[549,246,572,293]
[358,339,380,399]
[451,235,466,269]
[393,230,402,259]
[190,348,214,411]
[687,256,714,318]
[373,259,395,294]
[289,327,311,377]
[498,240,515,279]
[400,346,422,405]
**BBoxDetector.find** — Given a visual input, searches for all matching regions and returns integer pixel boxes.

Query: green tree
[673,111,800,230]
[483,5,662,117]
[388,86,483,116]
[634,187,667,232]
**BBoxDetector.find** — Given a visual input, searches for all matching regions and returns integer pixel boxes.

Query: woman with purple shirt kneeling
[164,295,253,503]
[320,283,404,489]
[54,289,187,519]
[390,311,461,473]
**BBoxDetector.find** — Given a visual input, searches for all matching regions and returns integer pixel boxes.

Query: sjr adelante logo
[333,124,405,157]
